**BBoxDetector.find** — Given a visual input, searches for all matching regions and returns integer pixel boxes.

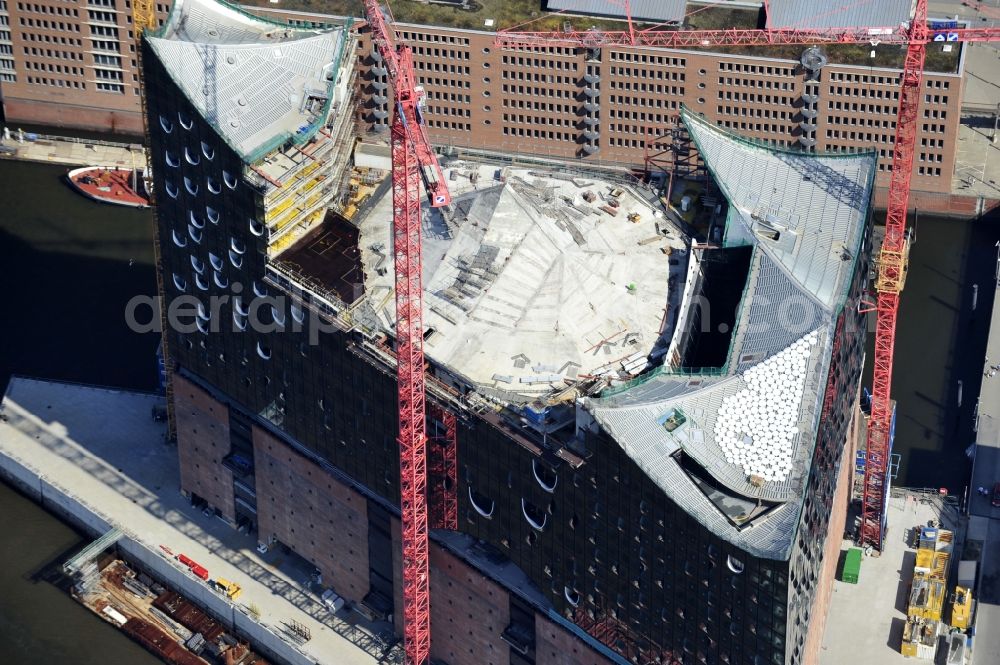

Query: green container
[842,548,862,584]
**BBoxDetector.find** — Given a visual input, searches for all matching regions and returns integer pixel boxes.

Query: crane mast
[497,0,999,553]
[363,2,451,663]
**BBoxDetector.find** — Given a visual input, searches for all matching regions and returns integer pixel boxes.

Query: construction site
[0,1,997,665]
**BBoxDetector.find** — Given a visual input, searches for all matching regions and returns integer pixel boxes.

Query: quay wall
[0,451,319,665]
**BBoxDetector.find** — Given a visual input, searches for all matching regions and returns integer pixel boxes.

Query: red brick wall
[802,401,862,665]
[428,545,511,665]
[252,425,370,604]
[174,374,236,523]
[2,98,144,136]
[536,614,616,665]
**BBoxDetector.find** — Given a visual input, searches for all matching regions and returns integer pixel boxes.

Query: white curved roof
[146,0,347,162]
[587,109,876,559]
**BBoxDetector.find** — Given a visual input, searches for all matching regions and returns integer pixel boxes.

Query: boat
[66,166,149,208]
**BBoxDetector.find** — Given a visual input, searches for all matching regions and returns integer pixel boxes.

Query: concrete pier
[0,130,143,168]
[0,377,392,665]
[968,279,1000,665]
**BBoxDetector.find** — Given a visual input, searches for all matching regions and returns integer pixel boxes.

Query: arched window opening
[532,459,558,493]
[468,487,494,518]
[522,498,547,531]
[256,341,272,360]
[159,115,174,133]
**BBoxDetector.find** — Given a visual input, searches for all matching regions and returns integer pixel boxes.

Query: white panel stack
[713,331,818,482]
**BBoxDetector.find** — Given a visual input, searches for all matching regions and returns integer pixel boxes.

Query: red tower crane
[362,2,451,664]
[498,0,1000,553]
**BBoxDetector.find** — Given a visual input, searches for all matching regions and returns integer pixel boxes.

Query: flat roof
[545,0,687,24]
[0,378,386,665]
[355,163,687,397]
[765,0,915,30]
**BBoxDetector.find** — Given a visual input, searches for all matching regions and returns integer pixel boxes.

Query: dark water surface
[0,158,160,664]
[0,156,997,659]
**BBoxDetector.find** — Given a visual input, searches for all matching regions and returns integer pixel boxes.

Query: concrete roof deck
[356,162,687,398]
[0,378,387,665]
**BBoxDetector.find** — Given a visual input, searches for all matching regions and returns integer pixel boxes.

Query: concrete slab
[0,377,387,665]
[820,494,963,665]
[0,133,142,168]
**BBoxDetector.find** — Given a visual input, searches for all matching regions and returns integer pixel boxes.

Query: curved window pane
[172,273,187,291]
[165,150,180,168]
[271,306,286,327]
[188,225,202,244]
[194,273,209,291]
[190,255,205,274]
[223,170,238,189]
[233,311,247,331]
[178,112,193,130]
[171,229,187,247]
[184,146,200,165]
[229,249,243,269]
[165,180,179,199]
[195,317,209,334]
[468,487,494,518]
[231,237,246,255]
[159,115,174,133]
[532,459,558,493]
[208,252,223,271]
[233,296,249,317]
[183,176,199,196]
[256,341,272,360]
[522,499,547,531]
[249,218,265,237]
[189,210,204,229]
[252,281,267,298]
[201,141,214,160]
[291,304,305,324]
[207,177,221,195]
[213,271,229,288]
[206,206,220,224]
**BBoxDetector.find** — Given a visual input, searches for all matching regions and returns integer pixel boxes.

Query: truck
[214,578,242,600]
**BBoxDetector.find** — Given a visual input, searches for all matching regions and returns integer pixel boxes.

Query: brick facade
[252,424,370,604]
[536,614,616,665]
[174,373,236,523]
[802,400,863,665]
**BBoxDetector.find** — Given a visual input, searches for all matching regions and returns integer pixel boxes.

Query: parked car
[992,482,1000,508]
[320,588,346,613]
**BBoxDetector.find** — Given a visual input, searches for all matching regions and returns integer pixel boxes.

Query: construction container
[901,618,939,659]
[842,548,862,584]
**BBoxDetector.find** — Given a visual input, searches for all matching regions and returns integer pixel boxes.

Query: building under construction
[144,1,872,664]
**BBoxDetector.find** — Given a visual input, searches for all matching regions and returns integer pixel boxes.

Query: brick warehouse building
[143,2,874,665]
[0,0,965,195]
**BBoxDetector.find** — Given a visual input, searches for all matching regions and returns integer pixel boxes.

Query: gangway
[63,526,124,575]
